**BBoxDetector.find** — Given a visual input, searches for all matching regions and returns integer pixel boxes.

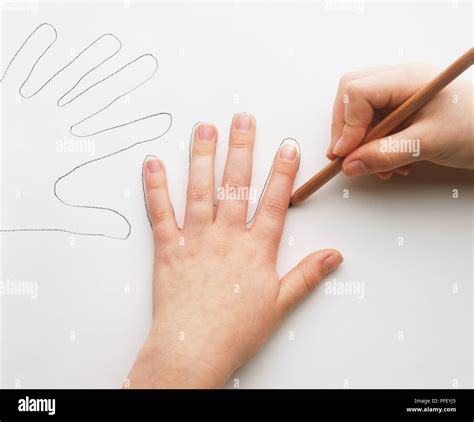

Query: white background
[1,0,472,388]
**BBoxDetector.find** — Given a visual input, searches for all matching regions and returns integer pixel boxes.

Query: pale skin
[127,64,472,389]
[127,113,343,388]
[327,63,473,178]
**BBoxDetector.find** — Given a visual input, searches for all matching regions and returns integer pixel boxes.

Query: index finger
[330,64,435,158]
[327,65,394,160]
[252,139,300,257]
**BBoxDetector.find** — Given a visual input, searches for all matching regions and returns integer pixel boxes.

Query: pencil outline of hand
[1,23,172,240]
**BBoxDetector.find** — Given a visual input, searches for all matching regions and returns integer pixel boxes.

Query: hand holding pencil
[291,48,474,205]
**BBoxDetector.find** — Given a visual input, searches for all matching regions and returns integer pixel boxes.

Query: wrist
[126,331,229,389]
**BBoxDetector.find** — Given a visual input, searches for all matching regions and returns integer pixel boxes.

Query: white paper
[1,1,472,388]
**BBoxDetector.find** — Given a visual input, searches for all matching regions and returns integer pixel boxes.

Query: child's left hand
[127,113,343,388]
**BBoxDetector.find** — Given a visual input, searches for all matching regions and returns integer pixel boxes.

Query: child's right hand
[327,63,473,180]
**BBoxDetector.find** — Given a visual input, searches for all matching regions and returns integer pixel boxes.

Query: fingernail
[146,157,161,174]
[234,113,253,132]
[280,140,299,162]
[378,172,392,181]
[344,160,369,177]
[198,124,215,141]
[332,136,345,155]
[395,168,410,176]
[323,253,343,274]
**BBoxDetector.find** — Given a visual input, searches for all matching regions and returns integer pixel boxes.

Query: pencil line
[0,23,172,240]
[2,23,299,239]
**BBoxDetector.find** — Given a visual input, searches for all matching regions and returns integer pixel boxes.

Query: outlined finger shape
[57,53,159,118]
[70,111,172,158]
[246,138,301,227]
[20,33,122,102]
[0,23,57,92]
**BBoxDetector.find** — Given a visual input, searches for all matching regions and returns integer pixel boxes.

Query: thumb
[342,123,430,177]
[277,249,343,314]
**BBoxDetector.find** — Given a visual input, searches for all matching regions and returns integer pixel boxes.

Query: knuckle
[224,174,248,190]
[378,149,396,170]
[147,184,166,197]
[193,142,215,157]
[273,160,296,178]
[301,267,319,296]
[261,195,287,219]
[343,116,365,131]
[230,135,253,149]
[153,238,178,262]
[339,72,356,88]
[345,80,362,97]
[151,208,171,225]
[188,185,212,202]
[419,137,434,159]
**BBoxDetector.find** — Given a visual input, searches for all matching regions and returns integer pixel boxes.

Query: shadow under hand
[313,161,473,205]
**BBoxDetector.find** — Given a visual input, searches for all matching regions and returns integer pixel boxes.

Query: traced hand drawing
[2,23,300,240]
[0,23,172,240]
